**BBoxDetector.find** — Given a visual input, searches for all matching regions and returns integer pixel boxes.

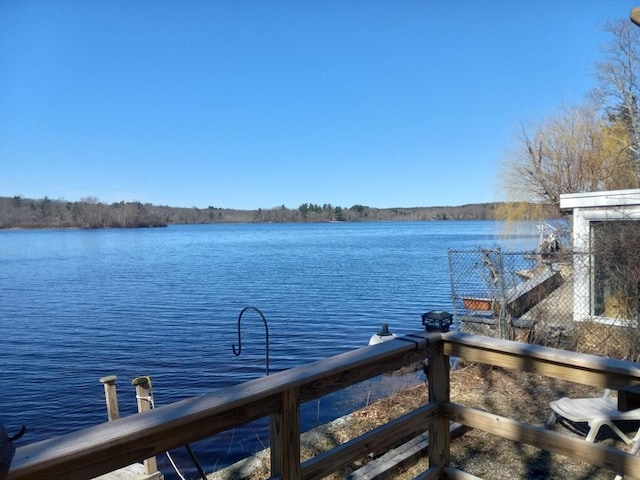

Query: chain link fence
[448,247,639,361]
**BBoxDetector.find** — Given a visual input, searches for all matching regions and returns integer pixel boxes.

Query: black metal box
[421,310,453,332]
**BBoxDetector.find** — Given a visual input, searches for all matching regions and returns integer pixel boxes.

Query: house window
[591,221,640,319]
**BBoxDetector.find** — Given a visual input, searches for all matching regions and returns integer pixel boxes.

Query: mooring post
[132,376,158,476]
[99,375,119,421]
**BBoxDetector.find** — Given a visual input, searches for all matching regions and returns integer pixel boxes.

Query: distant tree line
[0,196,511,229]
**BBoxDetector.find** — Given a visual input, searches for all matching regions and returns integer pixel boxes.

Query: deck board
[92,463,162,480]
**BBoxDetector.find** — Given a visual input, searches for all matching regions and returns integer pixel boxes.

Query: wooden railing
[7,331,640,480]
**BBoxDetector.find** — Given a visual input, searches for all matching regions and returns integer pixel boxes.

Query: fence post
[271,387,301,479]
[99,375,119,421]
[270,415,281,477]
[496,248,509,340]
[132,376,158,476]
[427,343,450,471]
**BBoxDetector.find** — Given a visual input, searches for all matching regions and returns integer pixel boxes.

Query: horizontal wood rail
[442,332,640,390]
[445,403,640,473]
[7,331,640,479]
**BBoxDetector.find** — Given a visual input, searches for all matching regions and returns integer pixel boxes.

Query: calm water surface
[0,221,536,477]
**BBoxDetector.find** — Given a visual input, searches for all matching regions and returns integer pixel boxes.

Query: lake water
[0,221,537,478]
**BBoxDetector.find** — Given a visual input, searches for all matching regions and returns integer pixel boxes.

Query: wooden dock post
[95,375,163,480]
[132,376,159,476]
[99,375,119,421]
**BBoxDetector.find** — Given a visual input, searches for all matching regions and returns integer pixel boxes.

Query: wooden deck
[7,331,640,480]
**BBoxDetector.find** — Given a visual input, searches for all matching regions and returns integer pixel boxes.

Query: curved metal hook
[232,306,270,376]
[9,425,26,442]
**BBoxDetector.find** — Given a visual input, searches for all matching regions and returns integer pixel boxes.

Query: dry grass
[575,321,640,361]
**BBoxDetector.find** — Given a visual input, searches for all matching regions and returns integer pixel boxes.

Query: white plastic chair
[545,389,640,444]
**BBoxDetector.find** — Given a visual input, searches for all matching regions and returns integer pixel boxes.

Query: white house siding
[560,189,640,323]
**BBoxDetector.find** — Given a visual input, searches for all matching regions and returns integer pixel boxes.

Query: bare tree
[498,20,640,222]
[499,104,638,219]
[592,19,640,177]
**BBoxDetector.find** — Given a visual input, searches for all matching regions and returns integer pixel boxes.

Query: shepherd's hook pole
[232,306,270,376]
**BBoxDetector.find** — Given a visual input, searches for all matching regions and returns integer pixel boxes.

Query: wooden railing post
[427,342,450,472]
[99,375,119,421]
[271,387,301,480]
[270,415,281,477]
[132,376,158,476]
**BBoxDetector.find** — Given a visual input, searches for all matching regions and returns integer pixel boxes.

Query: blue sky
[0,1,636,210]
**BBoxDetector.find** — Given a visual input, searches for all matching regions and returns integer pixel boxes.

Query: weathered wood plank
[444,403,640,476]
[442,466,484,479]
[92,463,162,480]
[347,423,469,480]
[299,332,439,403]
[411,466,441,480]
[300,403,439,480]
[10,386,282,480]
[505,268,562,317]
[442,332,640,389]
[348,432,431,480]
